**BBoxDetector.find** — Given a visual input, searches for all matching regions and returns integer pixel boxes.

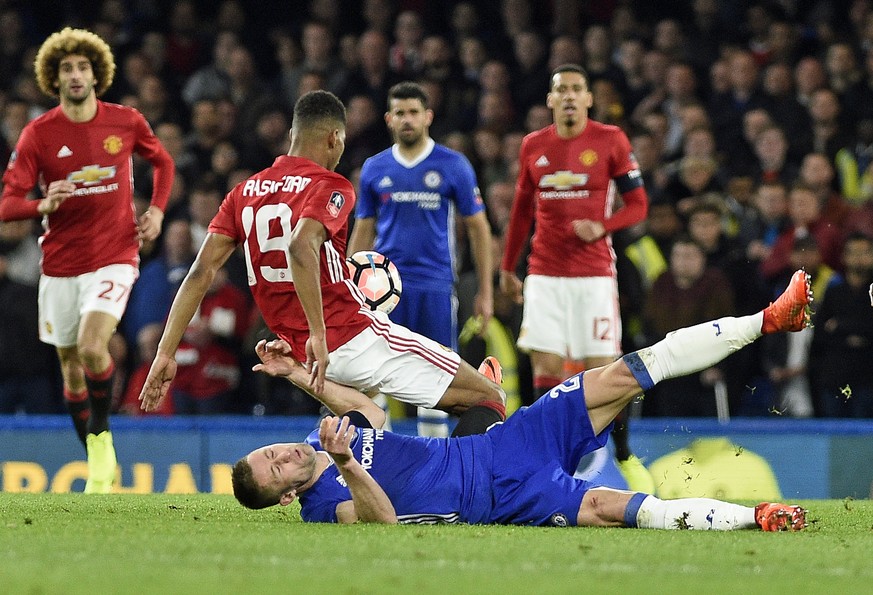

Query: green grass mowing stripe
[2,494,872,594]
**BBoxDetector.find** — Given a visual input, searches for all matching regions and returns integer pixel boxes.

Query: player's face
[386,98,433,147]
[56,54,97,104]
[546,71,593,128]
[247,442,318,502]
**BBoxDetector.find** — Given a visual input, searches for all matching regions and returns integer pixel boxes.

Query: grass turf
[2,494,872,594]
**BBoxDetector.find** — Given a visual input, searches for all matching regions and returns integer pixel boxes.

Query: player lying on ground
[232,270,814,531]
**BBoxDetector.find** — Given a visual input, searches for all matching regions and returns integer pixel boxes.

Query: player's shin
[622,314,763,391]
[84,361,115,435]
[628,494,757,530]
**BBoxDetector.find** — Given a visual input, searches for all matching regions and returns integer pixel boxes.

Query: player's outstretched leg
[623,270,812,393]
[622,492,807,531]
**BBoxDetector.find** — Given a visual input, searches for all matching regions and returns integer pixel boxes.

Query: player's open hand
[138,205,164,242]
[319,416,355,465]
[38,180,76,214]
[499,270,523,304]
[253,339,304,379]
[139,352,177,411]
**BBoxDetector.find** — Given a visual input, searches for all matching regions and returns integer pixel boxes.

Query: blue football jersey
[298,429,494,524]
[357,139,484,289]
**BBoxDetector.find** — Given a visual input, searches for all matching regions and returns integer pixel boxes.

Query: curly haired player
[0,27,174,492]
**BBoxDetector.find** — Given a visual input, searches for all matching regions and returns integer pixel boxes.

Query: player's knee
[579,488,626,527]
[76,340,108,371]
[482,383,506,406]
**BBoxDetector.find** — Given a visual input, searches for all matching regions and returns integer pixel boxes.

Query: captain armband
[614,169,644,194]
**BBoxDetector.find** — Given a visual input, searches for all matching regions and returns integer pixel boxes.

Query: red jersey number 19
[241,204,294,286]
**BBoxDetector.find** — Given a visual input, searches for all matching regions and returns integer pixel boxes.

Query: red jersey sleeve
[132,110,173,212]
[602,129,648,234]
[208,188,242,241]
[299,176,355,240]
[0,124,43,221]
[500,135,537,272]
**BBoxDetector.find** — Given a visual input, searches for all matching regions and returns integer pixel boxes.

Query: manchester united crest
[103,135,123,155]
[579,149,598,166]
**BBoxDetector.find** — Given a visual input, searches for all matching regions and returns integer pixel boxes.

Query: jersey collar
[391,137,435,169]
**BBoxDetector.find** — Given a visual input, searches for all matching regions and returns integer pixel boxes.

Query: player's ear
[425,109,434,127]
[546,92,555,109]
[278,489,297,506]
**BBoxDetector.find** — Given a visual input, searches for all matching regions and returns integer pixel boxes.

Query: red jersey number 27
[241,204,295,286]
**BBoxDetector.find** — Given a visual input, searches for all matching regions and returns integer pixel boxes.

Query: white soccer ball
[346,250,403,314]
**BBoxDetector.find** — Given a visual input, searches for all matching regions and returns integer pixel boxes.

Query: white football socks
[635,495,757,530]
[417,407,449,437]
[630,314,763,389]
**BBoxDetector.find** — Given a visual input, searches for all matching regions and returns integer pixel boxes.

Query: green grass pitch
[2,494,872,594]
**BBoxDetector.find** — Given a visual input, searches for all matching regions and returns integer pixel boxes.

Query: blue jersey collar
[391,137,435,169]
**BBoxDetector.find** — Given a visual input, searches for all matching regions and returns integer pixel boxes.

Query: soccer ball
[346,251,403,314]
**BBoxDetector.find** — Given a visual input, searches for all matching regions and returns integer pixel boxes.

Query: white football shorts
[38,264,139,347]
[327,310,461,409]
[517,274,622,360]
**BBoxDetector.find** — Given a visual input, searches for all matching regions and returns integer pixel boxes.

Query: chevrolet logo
[538,170,588,190]
[67,165,117,186]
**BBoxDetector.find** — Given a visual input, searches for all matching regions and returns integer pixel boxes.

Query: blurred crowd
[2,0,873,418]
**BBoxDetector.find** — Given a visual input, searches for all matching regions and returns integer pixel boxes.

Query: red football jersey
[209,155,371,361]
[502,121,645,278]
[0,101,173,276]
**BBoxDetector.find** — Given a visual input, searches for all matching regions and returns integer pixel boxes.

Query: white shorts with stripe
[327,310,460,409]
[517,274,622,360]
[38,263,139,347]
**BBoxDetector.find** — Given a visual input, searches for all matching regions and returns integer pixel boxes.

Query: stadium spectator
[172,266,251,414]
[0,27,174,492]
[761,235,832,418]
[122,218,196,348]
[231,269,811,532]
[0,244,59,414]
[642,235,736,417]
[181,30,238,108]
[810,233,873,417]
[761,183,844,283]
[389,10,424,78]
[798,152,854,229]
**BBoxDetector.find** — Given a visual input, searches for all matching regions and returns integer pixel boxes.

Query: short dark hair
[293,90,346,130]
[387,81,429,109]
[232,457,278,510]
[550,64,590,87]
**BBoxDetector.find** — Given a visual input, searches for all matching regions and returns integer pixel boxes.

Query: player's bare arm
[253,339,385,427]
[464,211,494,330]
[137,205,164,242]
[37,180,76,215]
[289,216,330,393]
[347,216,376,255]
[320,416,398,524]
[140,232,237,411]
